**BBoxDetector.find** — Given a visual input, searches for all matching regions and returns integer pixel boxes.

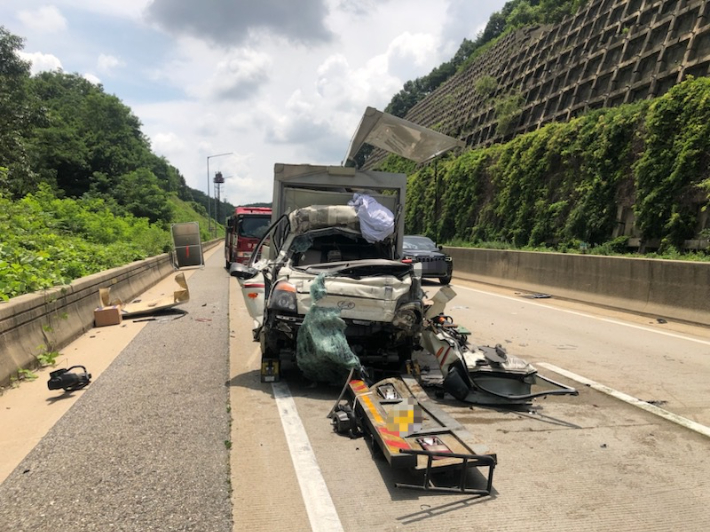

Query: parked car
[402,235,453,285]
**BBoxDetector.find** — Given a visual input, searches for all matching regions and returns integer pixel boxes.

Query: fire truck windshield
[238,216,270,239]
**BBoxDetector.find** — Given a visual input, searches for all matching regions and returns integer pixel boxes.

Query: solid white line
[538,363,710,438]
[452,284,710,347]
[272,381,345,532]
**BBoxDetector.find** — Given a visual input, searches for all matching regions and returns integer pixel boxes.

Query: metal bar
[395,448,496,495]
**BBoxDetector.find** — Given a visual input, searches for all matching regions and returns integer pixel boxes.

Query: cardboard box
[94,306,122,327]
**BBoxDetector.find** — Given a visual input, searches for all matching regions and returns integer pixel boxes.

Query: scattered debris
[522,293,552,299]
[657,318,668,324]
[47,365,92,392]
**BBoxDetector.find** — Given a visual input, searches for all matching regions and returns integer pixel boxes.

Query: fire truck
[224,206,272,268]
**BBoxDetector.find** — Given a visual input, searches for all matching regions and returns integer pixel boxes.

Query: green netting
[296,273,361,383]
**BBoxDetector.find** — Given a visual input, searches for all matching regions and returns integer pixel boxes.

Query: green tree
[28,71,151,198]
[0,27,41,197]
[113,168,174,223]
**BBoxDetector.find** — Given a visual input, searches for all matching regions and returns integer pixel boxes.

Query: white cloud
[199,49,273,101]
[62,0,150,20]
[97,54,126,74]
[17,6,67,33]
[2,0,509,206]
[18,51,63,74]
[83,73,102,85]
[386,32,440,80]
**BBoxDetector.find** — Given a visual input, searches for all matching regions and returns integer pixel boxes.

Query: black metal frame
[394,448,496,495]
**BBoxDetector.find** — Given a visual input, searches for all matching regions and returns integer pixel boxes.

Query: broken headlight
[269,281,297,312]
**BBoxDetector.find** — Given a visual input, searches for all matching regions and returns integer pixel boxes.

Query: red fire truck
[224,206,272,268]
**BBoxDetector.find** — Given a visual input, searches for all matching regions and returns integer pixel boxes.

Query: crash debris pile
[296,273,361,383]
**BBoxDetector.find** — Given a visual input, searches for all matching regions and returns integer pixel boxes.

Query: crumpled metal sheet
[99,272,190,318]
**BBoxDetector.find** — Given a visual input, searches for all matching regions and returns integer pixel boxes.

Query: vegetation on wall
[634,77,710,250]
[397,78,710,255]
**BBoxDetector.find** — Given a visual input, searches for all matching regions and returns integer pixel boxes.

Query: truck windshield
[292,230,392,266]
[238,217,271,238]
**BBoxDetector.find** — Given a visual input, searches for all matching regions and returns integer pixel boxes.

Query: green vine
[401,77,710,256]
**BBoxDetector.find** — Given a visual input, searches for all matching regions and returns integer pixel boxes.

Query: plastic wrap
[348,193,394,243]
[296,273,361,383]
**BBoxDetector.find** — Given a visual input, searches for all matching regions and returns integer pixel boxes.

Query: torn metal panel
[343,106,466,165]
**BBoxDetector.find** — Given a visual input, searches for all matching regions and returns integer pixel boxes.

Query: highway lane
[437,279,710,427]
[229,276,710,532]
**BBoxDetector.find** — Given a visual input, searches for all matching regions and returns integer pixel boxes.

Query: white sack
[348,193,395,243]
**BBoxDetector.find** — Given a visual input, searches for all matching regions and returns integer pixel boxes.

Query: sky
[1,0,508,206]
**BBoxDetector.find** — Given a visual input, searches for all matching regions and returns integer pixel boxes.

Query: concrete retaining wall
[0,253,177,387]
[0,240,224,387]
[445,247,710,326]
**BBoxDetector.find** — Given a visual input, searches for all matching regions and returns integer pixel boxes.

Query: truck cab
[224,206,272,268]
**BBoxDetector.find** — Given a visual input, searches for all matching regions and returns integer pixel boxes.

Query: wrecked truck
[231,163,424,381]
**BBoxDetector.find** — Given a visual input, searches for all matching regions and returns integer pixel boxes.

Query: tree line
[0,26,232,226]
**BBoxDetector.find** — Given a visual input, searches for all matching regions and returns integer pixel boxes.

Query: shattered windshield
[290,229,392,267]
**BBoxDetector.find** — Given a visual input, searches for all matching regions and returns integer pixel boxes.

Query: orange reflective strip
[440,346,452,367]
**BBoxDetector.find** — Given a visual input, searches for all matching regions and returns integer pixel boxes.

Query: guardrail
[0,240,223,387]
[445,247,710,327]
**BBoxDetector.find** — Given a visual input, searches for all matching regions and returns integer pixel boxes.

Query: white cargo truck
[230,107,464,381]
[231,163,422,381]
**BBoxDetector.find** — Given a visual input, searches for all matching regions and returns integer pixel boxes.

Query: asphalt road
[227,277,710,531]
[1,254,709,532]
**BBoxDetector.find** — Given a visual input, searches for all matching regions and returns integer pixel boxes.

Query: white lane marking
[272,381,345,532]
[452,284,710,347]
[539,363,710,439]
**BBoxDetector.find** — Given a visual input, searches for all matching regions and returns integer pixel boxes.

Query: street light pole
[206,152,233,237]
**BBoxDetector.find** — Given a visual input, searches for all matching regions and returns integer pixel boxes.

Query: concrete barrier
[0,240,223,387]
[445,247,710,327]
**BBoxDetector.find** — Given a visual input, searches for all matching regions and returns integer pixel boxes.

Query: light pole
[206,152,233,236]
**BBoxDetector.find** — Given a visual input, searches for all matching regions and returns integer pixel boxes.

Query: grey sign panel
[171,222,204,268]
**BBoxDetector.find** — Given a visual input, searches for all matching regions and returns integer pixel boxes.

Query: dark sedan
[402,235,453,285]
